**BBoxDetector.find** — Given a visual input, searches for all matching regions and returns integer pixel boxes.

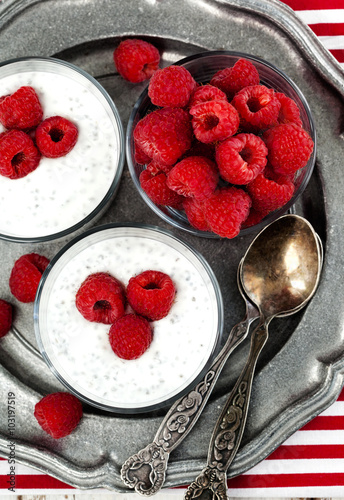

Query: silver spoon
[120,264,260,496]
[184,214,322,500]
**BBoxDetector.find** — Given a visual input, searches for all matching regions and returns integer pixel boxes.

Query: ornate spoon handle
[120,300,258,496]
[184,319,269,500]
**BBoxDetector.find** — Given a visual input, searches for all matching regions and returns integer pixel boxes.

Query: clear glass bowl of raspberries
[127,51,316,239]
[0,57,125,243]
[34,223,224,413]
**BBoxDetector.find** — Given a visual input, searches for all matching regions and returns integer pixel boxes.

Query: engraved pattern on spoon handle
[184,320,269,500]
[120,307,258,496]
[207,320,269,471]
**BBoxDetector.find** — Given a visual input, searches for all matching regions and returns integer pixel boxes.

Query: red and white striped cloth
[1,0,344,497]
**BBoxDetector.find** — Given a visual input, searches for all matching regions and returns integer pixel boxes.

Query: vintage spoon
[120,264,260,496]
[184,214,322,500]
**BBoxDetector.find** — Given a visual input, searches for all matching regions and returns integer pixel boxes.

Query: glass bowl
[0,57,125,243]
[127,50,316,238]
[34,223,224,414]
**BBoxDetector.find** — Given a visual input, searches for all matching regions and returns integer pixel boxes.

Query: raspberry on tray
[0,299,13,338]
[34,392,83,439]
[114,39,160,83]
[9,253,50,303]
[0,85,43,130]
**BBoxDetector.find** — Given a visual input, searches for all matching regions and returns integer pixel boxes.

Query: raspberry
[215,133,268,185]
[263,123,314,175]
[189,84,227,107]
[183,197,210,232]
[0,86,43,130]
[35,116,78,158]
[275,92,303,127]
[139,167,184,208]
[34,392,83,439]
[189,100,239,144]
[145,158,174,175]
[126,270,176,321]
[203,187,252,239]
[75,272,126,324]
[183,139,215,161]
[9,253,50,303]
[134,107,192,165]
[247,167,295,212]
[232,85,281,130]
[113,39,160,83]
[210,58,260,99]
[148,65,197,108]
[0,299,12,338]
[242,207,270,228]
[109,313,153,360]
[134,143,152,165]
[0,130,41,179]
[167,156,218,201]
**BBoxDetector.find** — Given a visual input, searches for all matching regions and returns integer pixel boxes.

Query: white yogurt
[36,226,222,411]
[0,59,123,239]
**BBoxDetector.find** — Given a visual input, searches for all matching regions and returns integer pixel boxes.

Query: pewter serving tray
[1,0,344,492]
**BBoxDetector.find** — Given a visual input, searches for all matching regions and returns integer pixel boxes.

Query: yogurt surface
[36,226,222,411]
[0,60,122,239]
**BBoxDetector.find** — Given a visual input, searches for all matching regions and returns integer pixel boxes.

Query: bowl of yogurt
[0,57,125,243]
[34,223,224,413]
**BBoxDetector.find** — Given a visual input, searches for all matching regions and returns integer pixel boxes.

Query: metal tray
[1,0,344,491]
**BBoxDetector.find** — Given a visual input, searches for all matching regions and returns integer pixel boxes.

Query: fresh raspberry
[215,133,268,185]
[263,123,314,175]
[232,85,281,130]
[35,116,78,158]
[189,100,239,144]
[148,65,197,108]
[134,143,152,165]
[113,38,160,83]
[9,253,50,303]
[126,270,176,321]
[109,313,153,360]
[183,197,210,232]
[242,207,270,228]
[0,86,43,130]
[0,130,41,179]
[167,156,218,201]
[34,392,83,439]
[134,107,192,165]
[183,139,215,161]
[145,158,174,175]
[203,187,252,238]
[0,299,12,338]
[75,272,126,324]
[210,58,260,99]
[275,92,303,127]
[189,84,227,107]
[139,167,184,208]
[247,167,295,212]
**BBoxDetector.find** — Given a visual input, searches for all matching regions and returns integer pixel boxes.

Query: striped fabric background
[1,0,344,497]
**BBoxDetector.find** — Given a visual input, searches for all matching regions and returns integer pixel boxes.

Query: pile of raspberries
[130,54,314,239]
[0,85,78,180]
[76,269,176,360]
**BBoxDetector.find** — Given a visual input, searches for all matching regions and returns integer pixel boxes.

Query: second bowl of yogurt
[34,223,224,413]
[0,57,124,243]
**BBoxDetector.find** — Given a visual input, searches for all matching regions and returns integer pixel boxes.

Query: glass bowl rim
[0,56,125,244]
[126,49,317,239]
[34,221,225,414]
